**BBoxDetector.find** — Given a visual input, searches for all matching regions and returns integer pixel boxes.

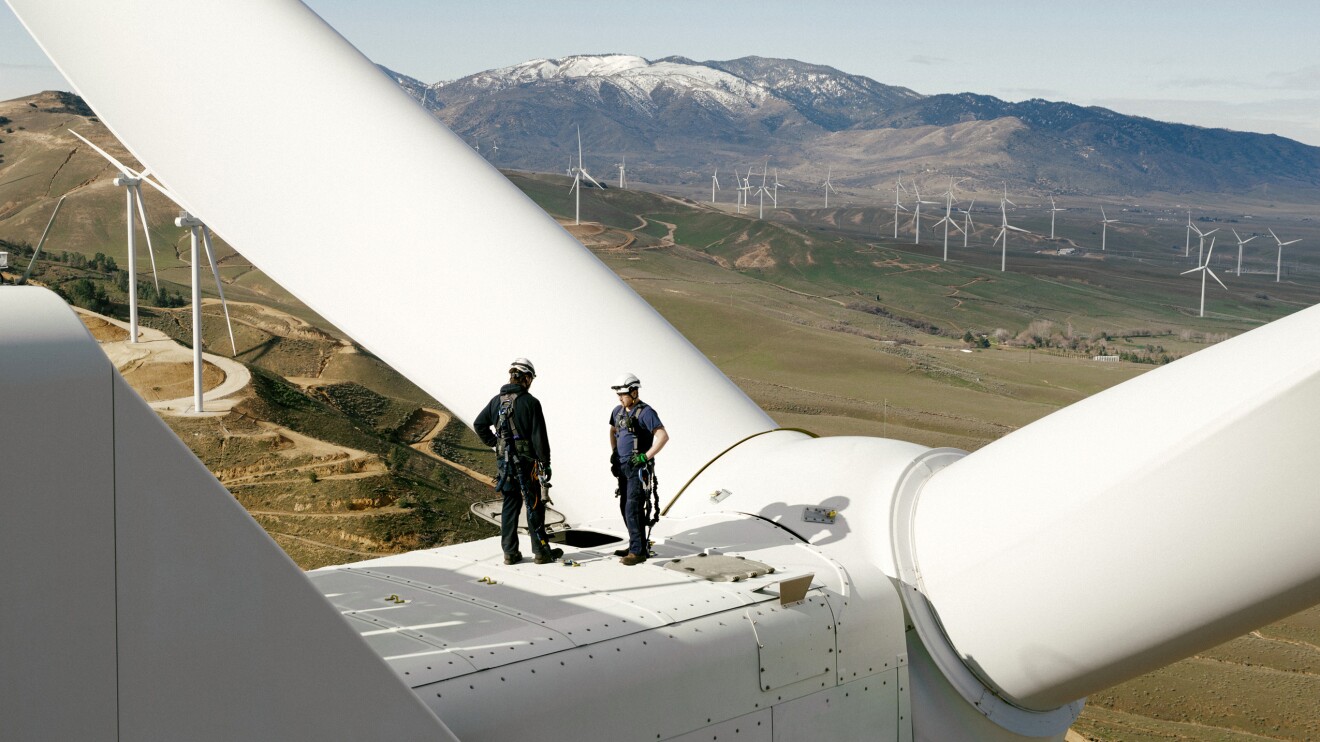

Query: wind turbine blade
[1270,228,1280,242]
[582,170,603,189]
[1207,268,1228,291]
[68,129,138,178]
[21,195,67,284]
[912,301,1320,707]
[133,188,161,292]
[200,226,237,356]
[1007,225,1030,234]
[1283,239,1302,246]
[1180,266,1203,276]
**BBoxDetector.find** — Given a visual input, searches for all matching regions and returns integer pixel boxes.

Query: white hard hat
[509,357,536,378]
[610,372,640,392]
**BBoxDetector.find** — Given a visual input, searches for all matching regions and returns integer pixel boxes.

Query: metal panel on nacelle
[772,677,907,742]
[664,710,774,742]
[752,595,836,691]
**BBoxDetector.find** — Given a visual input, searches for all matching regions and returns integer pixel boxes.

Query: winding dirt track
[408,407,496,487]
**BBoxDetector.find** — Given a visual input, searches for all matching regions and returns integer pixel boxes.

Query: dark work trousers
[620,462,651,557]
[499,461,550,557]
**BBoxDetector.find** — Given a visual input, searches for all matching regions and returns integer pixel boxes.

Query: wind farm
[4,4,1320,742]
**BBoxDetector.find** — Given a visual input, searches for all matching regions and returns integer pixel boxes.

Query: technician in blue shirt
[608,373,668,565]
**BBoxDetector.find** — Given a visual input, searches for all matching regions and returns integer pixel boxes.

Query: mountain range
[384,54,1320,201]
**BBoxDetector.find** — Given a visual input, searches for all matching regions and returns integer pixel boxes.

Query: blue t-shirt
[611,403,664,459]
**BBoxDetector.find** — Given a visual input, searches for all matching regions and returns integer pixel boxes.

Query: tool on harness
[638,459,660,551]
[495,390,553,556]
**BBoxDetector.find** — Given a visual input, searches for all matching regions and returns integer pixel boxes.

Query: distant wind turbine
[711,169,720,204]
[1181,236,1227,318]
[69,130,161,343]
[1048,196,1065,240]
[1190,223,1219,265]
[892,180,909,240]
[1231,229,1257,277]
[933,180,965,261]
[568,126,603,226]
[772,169,783,207]
[754,162,772,219]
[174,211,237,412]
[1269,228,1302,283]
[1100,207,1119,251]
[822,167,837,208]
[992,199,1030,272]
[911,182,938,245]
[958,200,976,248]
[616,155,627,189]
[1185,210,1194,257]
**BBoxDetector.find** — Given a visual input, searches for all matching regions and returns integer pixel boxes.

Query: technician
[475,358,560,565]
[608,373,668,565]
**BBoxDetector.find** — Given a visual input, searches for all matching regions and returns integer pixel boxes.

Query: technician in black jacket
[474,357,560,565]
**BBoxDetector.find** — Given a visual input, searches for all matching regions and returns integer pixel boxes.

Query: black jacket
[474,383,551,466]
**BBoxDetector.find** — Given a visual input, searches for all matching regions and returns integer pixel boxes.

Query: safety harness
[496,391,552,553]
[615,401,661,547]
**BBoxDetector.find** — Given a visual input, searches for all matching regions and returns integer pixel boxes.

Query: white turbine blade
[1180,265,1204,276]
[1270,228,1280,243]
[133,187,161,292]
[913,300,1320,707]
[896,204,909,212]
[200,226,237,356]
[1283,238,1302,246]
[20,0,773,524]
[581,169,603,190]
[68,129,139,178]
[1207,268,1228,291]
[1007,225,1030,234]
[576,125,582,166]
[1205,237,1217,263]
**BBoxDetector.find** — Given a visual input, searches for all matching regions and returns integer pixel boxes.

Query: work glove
[609,451,622,478]
[540,463,552,482]
[631,452,649,466]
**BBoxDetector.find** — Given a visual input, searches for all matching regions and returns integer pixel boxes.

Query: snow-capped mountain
[381,55,1320,198]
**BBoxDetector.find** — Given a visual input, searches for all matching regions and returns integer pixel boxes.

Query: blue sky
[4,1,1320,145]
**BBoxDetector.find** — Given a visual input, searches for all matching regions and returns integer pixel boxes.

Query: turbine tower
[69,130,161,343]
[1231,229,1257,277]
[892,180,909,240]
[1181,236,1227,317]
[567,126,602,226]
[992,199,1030,271]
[1100,207,1119,251]
[1269,228,1302,282]
[822,167,837,208]
[1048,196,1065,240]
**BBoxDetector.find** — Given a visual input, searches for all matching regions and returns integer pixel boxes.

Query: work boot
[534,548,564,565]
[504,552,523,565]
[613,548,629,557]
[620,552,647,566]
